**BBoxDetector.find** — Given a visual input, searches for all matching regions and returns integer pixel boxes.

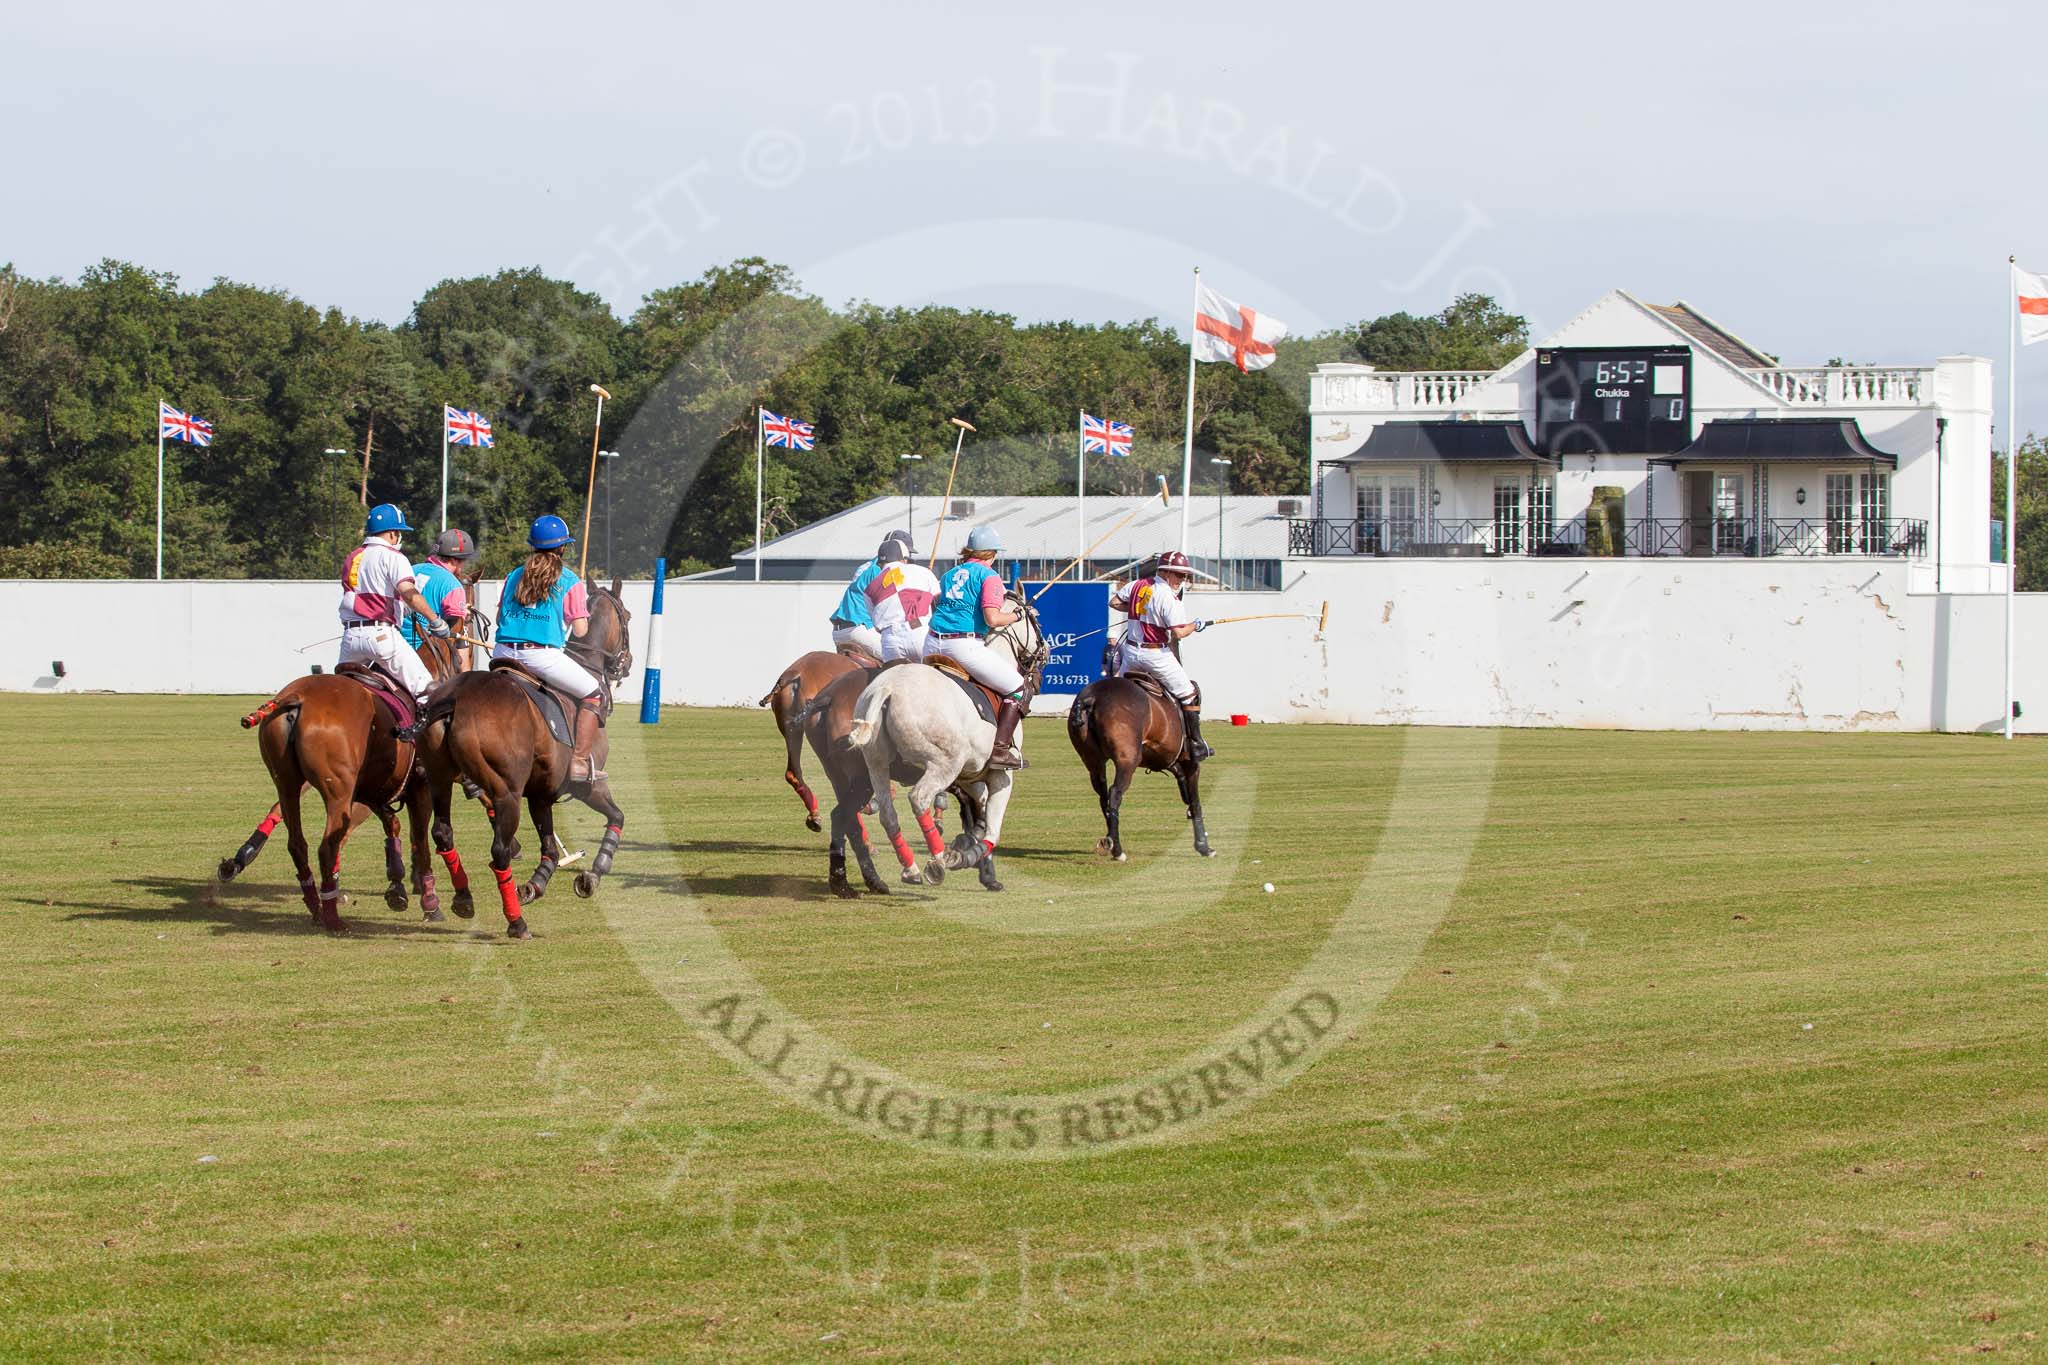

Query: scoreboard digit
[1535,346,1692,455]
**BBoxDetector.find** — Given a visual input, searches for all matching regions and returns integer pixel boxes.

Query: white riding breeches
[876,621,928,664]
[924,633,1025,696]
[492,644,599,698]
[831,624,883,657]
[339,623,434,699]
[1118,640,1195,704]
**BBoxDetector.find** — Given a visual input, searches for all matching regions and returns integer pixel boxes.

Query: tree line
[0,258,1526,579]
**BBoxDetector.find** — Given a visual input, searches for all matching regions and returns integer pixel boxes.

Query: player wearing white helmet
[1109,549,1214,760]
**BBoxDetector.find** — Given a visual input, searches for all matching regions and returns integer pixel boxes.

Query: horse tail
[1066,686,1097,740]
[240,686,305,730]
[844,692,885,752]
[766,673,803,727]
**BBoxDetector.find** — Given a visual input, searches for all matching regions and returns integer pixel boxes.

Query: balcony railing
[1744,366,1931,407]
[1288,517,1929,560]
[1311,370,1494,411]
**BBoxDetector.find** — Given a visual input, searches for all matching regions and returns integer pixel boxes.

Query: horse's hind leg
[906,768,958,886]
[277,784,320,917]
[1174,760,1214,858]
[825,805,858,899]
[520,793,562,905]
[780,697,823,833]
[488,796,532,939]
[378,807,408,913]
[219,801,284,883]
[314,783,355,933]
[572,780,624,901]
[847,807,890,894]
[429,776,474,919]
[1105,755,1137,863]
[406,777,444,921]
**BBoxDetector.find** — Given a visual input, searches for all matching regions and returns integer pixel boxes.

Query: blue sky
[7,0,2046,433]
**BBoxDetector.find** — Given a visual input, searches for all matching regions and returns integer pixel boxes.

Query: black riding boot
[987,698,1029,770]
[1182,704,1214,761]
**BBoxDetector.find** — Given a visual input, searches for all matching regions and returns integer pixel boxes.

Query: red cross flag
[2018,264,2048,346]
[1193,281,1288,372]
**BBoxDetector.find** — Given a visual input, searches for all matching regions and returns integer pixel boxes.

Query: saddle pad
[336,662,416,730]
[1123,672,1170,702]
[488,660,575,747]
[938,668,998,726]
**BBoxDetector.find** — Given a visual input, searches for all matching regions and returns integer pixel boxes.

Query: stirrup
[987,745,1028,771]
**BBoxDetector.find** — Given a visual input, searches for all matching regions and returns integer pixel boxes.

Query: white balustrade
[1313,369,1491,411]
[1746,366,1930,406]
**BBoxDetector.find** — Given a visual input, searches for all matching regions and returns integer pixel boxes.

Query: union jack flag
[159,401,214,447]
[444,405,494,447]
[1080,412,1133,457]
[761,409,815,451]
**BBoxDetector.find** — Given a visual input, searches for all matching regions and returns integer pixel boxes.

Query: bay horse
[415,583,633,938]
[1065,664,1214,862]
[217,571,491,895]
[845,600,1047,889]
[234,632,468,932]
[761,648,870,831]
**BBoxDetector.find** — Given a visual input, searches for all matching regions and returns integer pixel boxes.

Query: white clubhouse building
[1304,290,1993,590]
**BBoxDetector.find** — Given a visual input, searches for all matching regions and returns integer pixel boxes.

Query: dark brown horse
[234,632,468,932]
[761,648,869,831]
[416,583,633,938]
[1065,672,1213,861]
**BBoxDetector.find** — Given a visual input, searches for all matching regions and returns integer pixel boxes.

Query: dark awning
[1330,420,1555,466]
[1652,418,1899,468]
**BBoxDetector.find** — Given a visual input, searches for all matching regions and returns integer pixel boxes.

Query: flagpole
[754,405,765,583]
[439,408,450,534]
[2007,255,2019,741]
[1077,410,1086,571]
[155,405,165,581]
[1180,266,1201,551]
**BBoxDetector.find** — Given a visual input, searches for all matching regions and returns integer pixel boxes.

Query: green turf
[2,695,2045,1361]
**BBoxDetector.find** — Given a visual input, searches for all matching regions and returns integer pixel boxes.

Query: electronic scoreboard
[1534,347,1692,455]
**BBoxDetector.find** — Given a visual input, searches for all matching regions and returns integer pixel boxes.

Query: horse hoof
[830,880,860,901]
[1094,837,1114,857]
[922,859,946,885]
[900,868,926,886]
[451,890,475,920]
[863,877,891,895]
[980,872,1004,892]
[217,858,239,882]
[573,872,598,900]
[422,906,446,923]
[506,917,533,940]
[805,814,822,833]
[384,885,407,912]
[519,881,544,906]
[1115,852,1128,863]
[1196,845,1216,858]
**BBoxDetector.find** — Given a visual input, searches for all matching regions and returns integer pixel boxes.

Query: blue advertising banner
[1023,581,1111,695]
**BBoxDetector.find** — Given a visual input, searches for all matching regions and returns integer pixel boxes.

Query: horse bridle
[991,594,1050,696]
[574,586,634,683]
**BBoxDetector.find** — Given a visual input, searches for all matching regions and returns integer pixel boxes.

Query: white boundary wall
[3,566,2042,734]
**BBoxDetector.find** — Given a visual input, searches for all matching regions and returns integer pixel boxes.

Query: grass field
[3,695,2047,1361]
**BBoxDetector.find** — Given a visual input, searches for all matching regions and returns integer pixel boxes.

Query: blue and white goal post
[639,557,665,723]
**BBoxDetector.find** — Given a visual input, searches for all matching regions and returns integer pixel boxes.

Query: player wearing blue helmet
[494,514,605,782]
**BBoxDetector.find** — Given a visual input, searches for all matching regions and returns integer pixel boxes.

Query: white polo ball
[1262,882,1276,894]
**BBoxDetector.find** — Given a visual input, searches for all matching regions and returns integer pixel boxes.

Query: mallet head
[949,417,976,432]
[589,384,612,400]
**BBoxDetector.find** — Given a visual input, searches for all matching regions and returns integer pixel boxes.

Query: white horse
[845,602,1045,891]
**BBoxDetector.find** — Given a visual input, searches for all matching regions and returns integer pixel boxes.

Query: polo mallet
[1202,601,1331,639]
[578,384,611,578]
[926,417,975,567]
[1032,475,1170,602]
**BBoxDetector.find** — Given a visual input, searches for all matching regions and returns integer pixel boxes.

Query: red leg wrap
[439,848,468,891]
[256,810,281,837]
[916,808,945,857]
[495,867,522,921]
[891,831,916,870]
